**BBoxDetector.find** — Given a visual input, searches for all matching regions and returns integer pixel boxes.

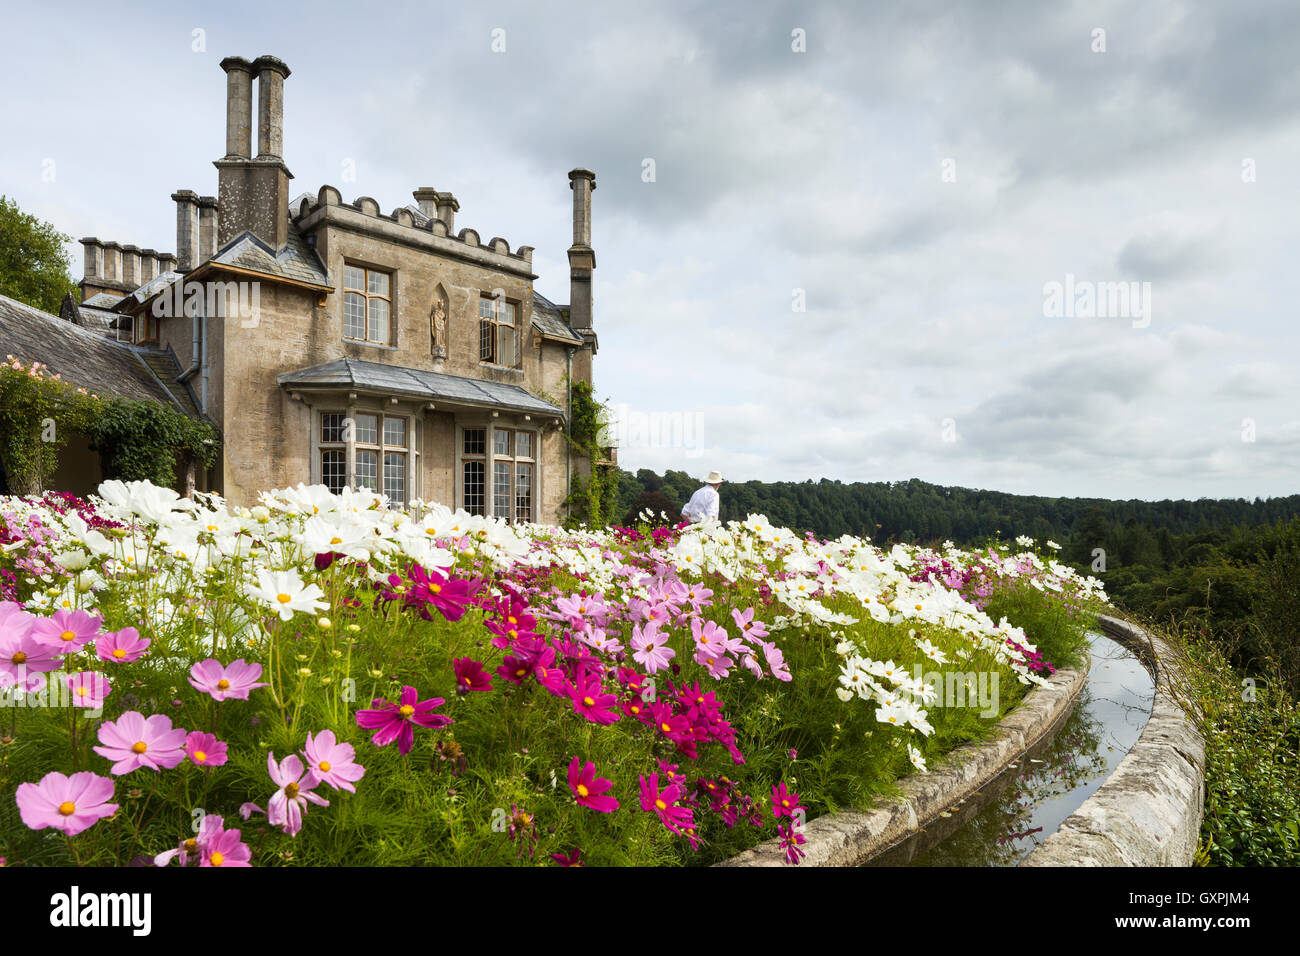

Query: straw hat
[705,470,725,484]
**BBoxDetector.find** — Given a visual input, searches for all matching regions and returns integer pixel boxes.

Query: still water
[865,631,1154,866]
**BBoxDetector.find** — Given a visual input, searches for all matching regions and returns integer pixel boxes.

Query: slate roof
[207,222,329,287]
[0,293,198,416]
[83,292,123,309]
[531,290,582,344]
[277,357,564,417]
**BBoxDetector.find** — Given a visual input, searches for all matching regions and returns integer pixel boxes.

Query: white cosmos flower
[249,569,328,622]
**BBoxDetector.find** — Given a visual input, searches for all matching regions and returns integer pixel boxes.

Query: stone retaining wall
[1020,614,1206,867]
[719,646,1090,867]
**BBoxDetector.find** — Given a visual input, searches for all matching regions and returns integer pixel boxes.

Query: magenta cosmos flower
[638,773,694,837]
[355,685,453,755]
[771,782,803,820]
[302,729,366,793]
[15,770,118,836]
[95,627,151,664]
[184,731,229,768]
[567,756,619,812]
[93,711,188,775]
[29,608,102,655]
[155,812,224,866]
[188,658,269,702]
[453,657,493,694]
[65,671,111,710]
[201,818,252,867]
[568,672,621,726]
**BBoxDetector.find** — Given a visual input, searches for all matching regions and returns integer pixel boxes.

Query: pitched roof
[277,357,564,418]
[531,290,583,344]
[207,223,329,288]
[0,293,198,416]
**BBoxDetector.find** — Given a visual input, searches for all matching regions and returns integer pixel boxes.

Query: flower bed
[0,482,1104,866]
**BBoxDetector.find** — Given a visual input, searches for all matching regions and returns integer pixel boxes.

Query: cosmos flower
[302,729,366,792]
[453,657,493,694]
[15,770,118,836]
[356,685,453,755]
[93,712,188,775]
[95,627,151,664]
[184,731,229,768]
[188,658,269,702]
[567,756,619,812]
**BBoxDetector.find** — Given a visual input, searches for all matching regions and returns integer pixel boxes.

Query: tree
[0,195,78,314]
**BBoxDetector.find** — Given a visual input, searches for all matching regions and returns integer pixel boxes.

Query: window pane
[368,298,389,343]
[493,461,511,518]
[493,428,510,456]
[322,413,346,443]
[515,431,531,458]
[344,265,365,291]
[500,302,515,326]
[355,451,377,491]
[479,297,495,319]
[368,271,389,296]
[344,292,366,339]
[479,318,494,362]
[321,450,345,494]
[515,462,532,523]
[463,460,485,515]
[498,325,516,367]
[384,452,406,506]
[383,416,406,448]
[354,414,377,445]
[463,428,485,456]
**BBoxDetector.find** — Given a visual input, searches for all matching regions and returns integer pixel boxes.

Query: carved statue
[431,293,448,358]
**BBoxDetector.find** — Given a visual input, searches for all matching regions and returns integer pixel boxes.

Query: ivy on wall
[562,378,620,528]
[0,356,220,496]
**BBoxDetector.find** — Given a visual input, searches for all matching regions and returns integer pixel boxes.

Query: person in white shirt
[680,471,724,524]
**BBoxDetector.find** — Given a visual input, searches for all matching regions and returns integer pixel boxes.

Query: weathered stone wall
[1020,614,1206,867]
[719,653,1090,867]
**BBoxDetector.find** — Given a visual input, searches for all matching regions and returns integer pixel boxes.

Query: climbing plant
[562,377,620,528]
[0,355,220,495]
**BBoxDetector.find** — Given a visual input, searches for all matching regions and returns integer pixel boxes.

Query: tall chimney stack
[567,169,596,331]
[172,190,201,271]
[435,191,459,233]
[412,187,438,219]
[215,54,293,251]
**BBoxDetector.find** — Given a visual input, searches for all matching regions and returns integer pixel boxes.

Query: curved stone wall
[719,648,1090,867]
[1020,614,1207,867]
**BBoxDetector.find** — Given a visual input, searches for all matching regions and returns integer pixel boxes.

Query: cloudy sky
[3,0,1298,501]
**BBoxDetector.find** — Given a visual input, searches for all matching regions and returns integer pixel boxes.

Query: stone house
[65,54,601,522]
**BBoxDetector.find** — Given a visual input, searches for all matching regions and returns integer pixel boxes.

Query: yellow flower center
[655,799,667,811]
[276,593,292,604]
[113,648,126,659]
[58,801,76,816]
[330,537,343,545]
[399,704,415,717]
[132,741,147,754]
[515,668,526,677]
[217,679,230,690]
[508,629,518,639]
[660,722,671,733]
[12,651,26,664]
[285,782,299,798]
[61,630,76,642]
[193,751,207,763]
[576,783,589,798]
[630,704,640,714]
[76,687,88,697]
[582,696,595,707]
[507,616,518,625]
[184,838,198,852]
[210,851,225,866]
[319,761,331,772]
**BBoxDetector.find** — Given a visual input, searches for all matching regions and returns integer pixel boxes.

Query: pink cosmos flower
[29,608,102,655]
[496,654,534,685]
[0,622,64,688]
[355,685,453,755]
[453,657,493,694]
[188,658,269,701]
[690,617,728,658]
[762,641,792,681]
[155,812,224,866]
[201,817,252,867]
[302,729,366,792]
[567,756,619,813]
[93,711,188,775]
[778,820,807,865]
[568,672,621,725]
[771,782,803,819]
[630,622,675,674]
[15,770,118,836]
[265,752,329,836]
[95,627,151,664]
[184,731,229,768]
[550,847,584,867]
[65,671,111,710]
[731,607,769,641]
[638,772,694,836]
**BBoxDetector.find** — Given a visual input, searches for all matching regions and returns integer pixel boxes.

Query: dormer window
[343,264,392,345]
[479,294,518,367]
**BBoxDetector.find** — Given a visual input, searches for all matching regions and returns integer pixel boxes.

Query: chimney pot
[435,191,459,233]
[198,197,218,262]
[219,56,255,159]
[252,55,291,160]
[412,187,438,219]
